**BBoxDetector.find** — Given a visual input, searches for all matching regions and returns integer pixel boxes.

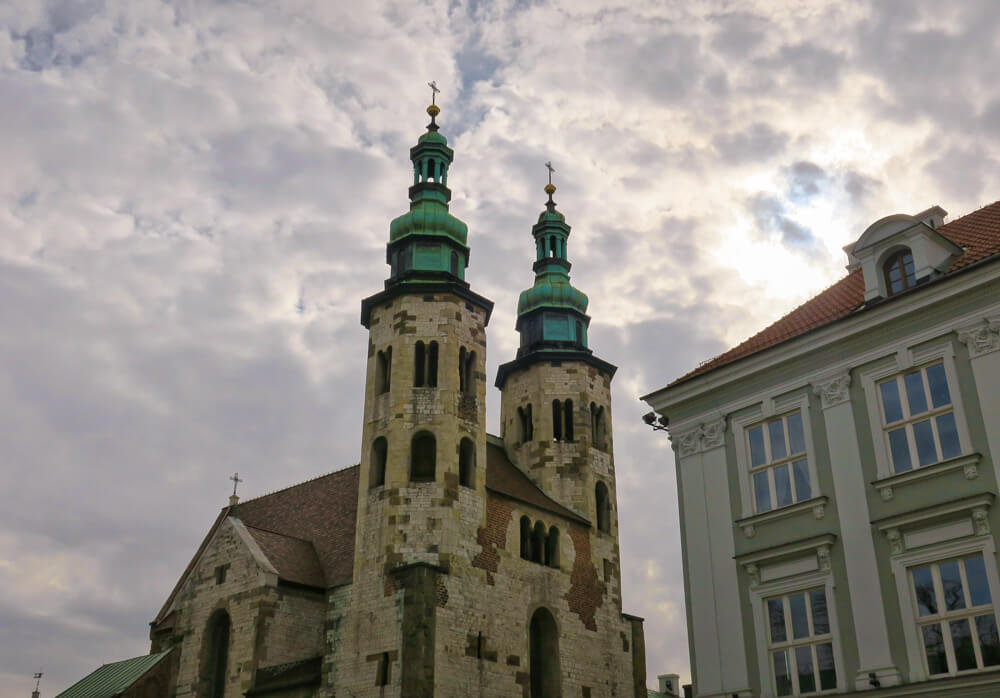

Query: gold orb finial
[427,103,440,118]
[544,183,556,195]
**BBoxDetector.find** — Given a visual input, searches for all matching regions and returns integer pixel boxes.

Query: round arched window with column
[410,431,436,482]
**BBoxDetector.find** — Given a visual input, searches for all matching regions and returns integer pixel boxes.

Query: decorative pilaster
[813,373,851,409]
[958,316,1000,358]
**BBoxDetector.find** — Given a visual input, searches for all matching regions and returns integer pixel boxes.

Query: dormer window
[884,249,917,296]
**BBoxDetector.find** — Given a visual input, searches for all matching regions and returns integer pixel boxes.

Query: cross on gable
[230,472,243,497]
[428,80,440,104]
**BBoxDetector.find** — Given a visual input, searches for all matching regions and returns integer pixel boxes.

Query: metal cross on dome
[545,161,555,185]
[428,80,440,105]
[230,472,243,497]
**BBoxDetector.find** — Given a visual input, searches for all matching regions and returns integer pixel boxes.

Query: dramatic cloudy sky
[3,0,1000,693]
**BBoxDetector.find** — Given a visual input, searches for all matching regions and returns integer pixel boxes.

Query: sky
[2,0,1000,694]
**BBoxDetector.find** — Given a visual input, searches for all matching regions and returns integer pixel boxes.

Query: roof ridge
[239,463,359,506]
[242,522,317,544]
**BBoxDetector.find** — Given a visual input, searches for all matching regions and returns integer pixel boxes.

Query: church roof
[244,525,326,589]
[54,649,172,698]
[155,438,588,623]
[663,200,1000,388]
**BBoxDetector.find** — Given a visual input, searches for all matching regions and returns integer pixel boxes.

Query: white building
[643,201,1000,697]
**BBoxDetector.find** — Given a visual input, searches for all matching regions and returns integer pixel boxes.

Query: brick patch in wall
[565,525,604,631]
[472,497,513,584]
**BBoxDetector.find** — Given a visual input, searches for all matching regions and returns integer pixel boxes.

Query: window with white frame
[878,362,962,473]
[766,587,837,695]
[747,411,811,513]
[909,555,1000,677]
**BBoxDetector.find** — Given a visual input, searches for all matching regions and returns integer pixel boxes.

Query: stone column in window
[812,372,902,689]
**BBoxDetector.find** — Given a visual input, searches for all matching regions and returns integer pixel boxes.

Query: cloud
[2,1,1000,695]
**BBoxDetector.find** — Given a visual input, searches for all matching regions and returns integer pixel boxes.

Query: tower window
[459,348,476,395]
[370,437,387,489]
[596,481,611,533]
[552,400,563,441]
[376,652,390,686]
[518,404,534,443]
[376,347,392,394]
[591,403,606,451]
[884,249,917,296]
[459,438,475,488]
[414,341,439,388]
[529,608,561,698]
[410,431,436,482]
[450,251,459,276]
[563,399,574,441]
[576,321,584,346]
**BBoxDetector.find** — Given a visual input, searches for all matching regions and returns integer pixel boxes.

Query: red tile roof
[244,525,326,589]
[670,201,1000,387]
[486,436,589,524]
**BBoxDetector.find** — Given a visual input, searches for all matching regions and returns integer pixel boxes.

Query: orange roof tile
[670,201,1000,386]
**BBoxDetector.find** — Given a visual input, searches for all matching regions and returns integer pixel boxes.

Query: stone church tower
[140,100,647,698]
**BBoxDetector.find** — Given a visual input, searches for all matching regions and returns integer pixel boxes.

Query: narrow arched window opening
[529,608,561,698]
[563,399,574,442]
[459,347,467,393]
[459,438,475,488]
[532,522,547,565]
[546,527,559,569]
[518,404,535,443]
[520,516,532,560]
[204,611,231,698]
[576,321,584,346]
[450,251,459,276]
[552,400,563,441]
[884,249,917,296]
[370,437,387,489]
[461,350,476,396]
[595,481,611,533]
[376,348,392,394]
[410,431,436,482]
[427,341,439,387]
[414,341,426,387]
[591,403,606,450]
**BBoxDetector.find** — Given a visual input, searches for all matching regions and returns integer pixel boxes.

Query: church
[65,98,648,698]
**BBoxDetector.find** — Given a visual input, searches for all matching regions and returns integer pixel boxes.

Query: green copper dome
[384,103,471,282]
[513,183,592,353]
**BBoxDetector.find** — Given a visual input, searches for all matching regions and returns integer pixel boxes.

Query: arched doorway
[529,607,561,697]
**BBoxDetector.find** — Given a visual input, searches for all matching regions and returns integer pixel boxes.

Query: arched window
[427,341,439,387]
[884,249,917,296]
[459,347,467,393]
[563,399,574,442]
[595,481,611,533]
[370,437,387,489]
[450,251,459,276]
[375,347,391,394]
[410,431,436,482]
[529,607,561,698]
[459,438,475,488]
[532,521,547,565]
[518,404,534,443]
[203,611,231,698]
[552,400,563,441]
[414,341,426,387]
[591,403,606,450]
[520,516,532,560]
[461,350,476,395]
[546,527,559,569]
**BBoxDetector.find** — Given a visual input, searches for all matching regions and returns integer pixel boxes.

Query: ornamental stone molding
[813,503,826,520]
[974,508,991,536]
[881,486,894,502]
[746,563,760,589]
[669,418,727,456]
[813,373,852,409]
[886,528,903,555]
[958,316,1000,358]
[965,463,979,480]
[817,545,832,571]
[744,524,756,539]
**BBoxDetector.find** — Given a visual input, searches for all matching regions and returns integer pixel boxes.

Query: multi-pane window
[910,555,1000,677]
[878,363,961,474]
[884,249,917,296]
[747,412,811,513]
[767,588,837,695]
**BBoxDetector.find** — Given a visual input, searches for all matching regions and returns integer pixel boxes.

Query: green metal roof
[55,649,172,698]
